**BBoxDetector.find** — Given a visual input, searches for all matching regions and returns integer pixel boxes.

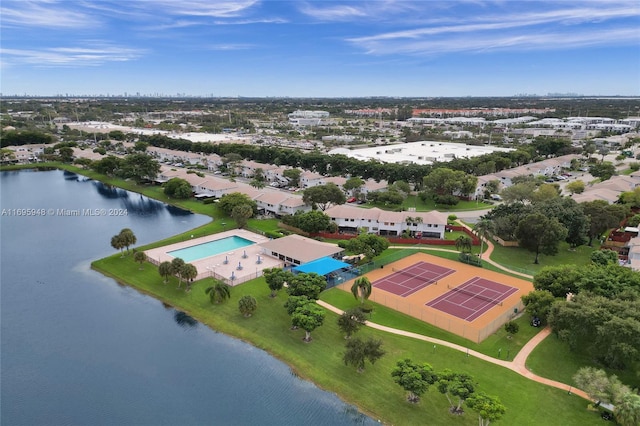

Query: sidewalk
[318,300,590,401]
[319,227,592,401]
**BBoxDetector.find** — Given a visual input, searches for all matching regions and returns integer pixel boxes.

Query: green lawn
[488,240,601,276]
[360,195,492,212]
[320,288,539,359]
[526,332,639,390]
[7,163,613,423]
[92,253,601,425]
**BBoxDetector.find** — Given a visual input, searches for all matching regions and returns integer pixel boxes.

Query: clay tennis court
[373,261,455,297]
[426,277,519,322]
[339,252,534,342]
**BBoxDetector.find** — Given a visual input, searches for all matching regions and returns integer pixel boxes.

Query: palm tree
[171,258,186,288]
[111,234,125,256]
[350,277,372,305]
[180,263,198,292]
[473,218,495,260]
[133,251,146,269]
[158,261,172,284]
[454,235,472,254]
[205,282,231,304]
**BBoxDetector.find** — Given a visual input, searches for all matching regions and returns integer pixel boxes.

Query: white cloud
[206,43,256,50]
[1,43,145,67]
[0,0,96,29]
[351,27,640,56]
[345,3,640,55]
[149,0,260,18]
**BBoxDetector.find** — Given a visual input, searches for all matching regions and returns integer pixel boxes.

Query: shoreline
[4,163,602,425]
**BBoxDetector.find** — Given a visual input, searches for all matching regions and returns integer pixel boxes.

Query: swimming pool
[168,236,254,262]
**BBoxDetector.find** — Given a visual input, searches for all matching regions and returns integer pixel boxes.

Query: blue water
[0,169,376,426]
[168,235,254,262]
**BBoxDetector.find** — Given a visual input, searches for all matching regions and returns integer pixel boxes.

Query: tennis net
[447,285,503,306]
[391,267,438,285]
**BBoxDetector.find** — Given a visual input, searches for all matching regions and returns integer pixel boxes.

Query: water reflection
[173,311,198,328]
[90,180,193,217]
[93,181,126,199]
[63,171,78,181]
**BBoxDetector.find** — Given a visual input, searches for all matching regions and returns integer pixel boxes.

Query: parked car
[347,197,357,203]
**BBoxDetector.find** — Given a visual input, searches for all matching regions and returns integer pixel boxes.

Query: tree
[286,272,327,300]
[466,392,507,426]
[500,182,537,204]
[296,210,332,233]
[436,369,475,414]
[58,146,74,163]
[180,263,198,291]
[222,152,243,176]
[238,295,257,317]
[343,234,389,260]
[454,235,473,254]
[343,176,365,195]
[249,178,266,189]
[164,178,192,199]
[473,218,495,260]
[531,183,561,203]
[566,180,585,194]
[291,302,325,342]
[350,277,372,305]
[591,249,619,266]
[423,168,477,198]
[582,200,628,245]
[503,321,519,338]
[515,213,568,264]
[231,203,254,229]
[284,295,310,329]
[119,153,160,183]
[219,192,257,216]
[205,281,232,304]
[533,265,582,297]
[118,228,137,254]
[534,197,589,249]
[283,168,301,187]
[615,392,640,426]
[343,337,385,372]
[573,367,629,408]
[302,183,346,211]
[550,294,640,369]
[158,261,172,284]
[263,267,294,297]
[337,307,367,338]
[589,162,616,181]
[110,234,125,256]
[391,359,437,403]
[170,257,186,287]
[133,251,146,269]
[521,290,556,323]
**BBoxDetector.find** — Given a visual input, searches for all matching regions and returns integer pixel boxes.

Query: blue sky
[1,1,639,97]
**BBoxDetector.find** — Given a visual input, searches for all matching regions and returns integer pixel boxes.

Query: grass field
[526,332,639,390]
[92,253,602,425]
[5,163,615,423]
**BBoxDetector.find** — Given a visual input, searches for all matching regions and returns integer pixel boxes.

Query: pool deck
[144,229,283,285]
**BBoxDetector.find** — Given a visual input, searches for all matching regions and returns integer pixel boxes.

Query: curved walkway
[320,228,591,400]
[318,300,589,401]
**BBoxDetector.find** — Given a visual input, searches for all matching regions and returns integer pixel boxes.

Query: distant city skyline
[1,1,639,97]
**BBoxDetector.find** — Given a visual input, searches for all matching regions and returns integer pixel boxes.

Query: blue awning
[293,257,350,276]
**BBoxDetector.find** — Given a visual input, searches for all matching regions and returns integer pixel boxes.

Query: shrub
[434,194,459,206]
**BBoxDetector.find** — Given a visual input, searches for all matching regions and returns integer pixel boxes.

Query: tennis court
[426,277,518,322]
[337,252,533,342]
[372,261,455,297]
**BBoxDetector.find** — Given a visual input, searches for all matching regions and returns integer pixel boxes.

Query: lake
[0,169,375,426]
